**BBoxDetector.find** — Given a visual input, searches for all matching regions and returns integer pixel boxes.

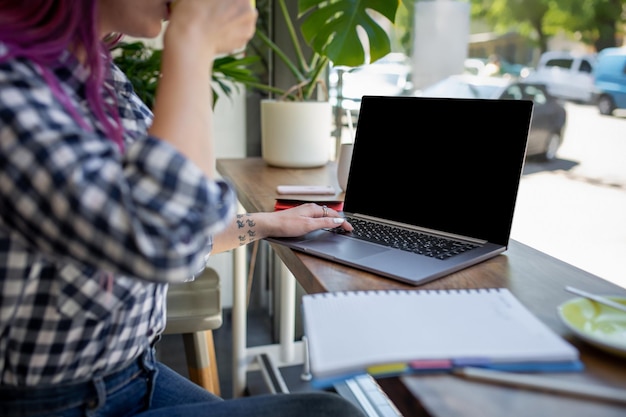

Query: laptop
[267,95,533,286]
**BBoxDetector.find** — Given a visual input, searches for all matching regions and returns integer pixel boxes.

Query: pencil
[564,286,626,314]
[453,367,626,405]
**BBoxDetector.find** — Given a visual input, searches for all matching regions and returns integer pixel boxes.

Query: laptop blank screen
[343,95,532,247]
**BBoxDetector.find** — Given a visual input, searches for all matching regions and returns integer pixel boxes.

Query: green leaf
[112,41,261,109]
[299,0,400,67]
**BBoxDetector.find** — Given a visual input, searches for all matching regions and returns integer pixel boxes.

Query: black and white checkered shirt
[0,45,237,386]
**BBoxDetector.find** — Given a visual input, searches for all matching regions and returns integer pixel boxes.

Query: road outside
[511,102,626,289]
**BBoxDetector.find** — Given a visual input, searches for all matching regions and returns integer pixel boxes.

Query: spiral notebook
[302,288,582,388]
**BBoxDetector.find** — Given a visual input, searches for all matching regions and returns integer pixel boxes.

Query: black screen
[343,95,532,247]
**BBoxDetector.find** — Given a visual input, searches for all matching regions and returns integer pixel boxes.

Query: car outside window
[502,85,523,100]
[545,58,574,70]
[579,59,593,73]
[522,85,547,105]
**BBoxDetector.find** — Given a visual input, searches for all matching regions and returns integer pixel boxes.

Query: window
[579,59,593,73]
[545,58,573,69]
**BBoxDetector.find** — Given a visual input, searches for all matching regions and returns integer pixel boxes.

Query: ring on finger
[322,205,329,217]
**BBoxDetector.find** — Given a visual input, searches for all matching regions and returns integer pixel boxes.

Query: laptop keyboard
[339,216,478,260]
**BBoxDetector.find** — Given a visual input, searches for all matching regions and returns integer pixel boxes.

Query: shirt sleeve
[0,58,237,283]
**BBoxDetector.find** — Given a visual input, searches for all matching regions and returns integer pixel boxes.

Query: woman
[0,1,360,416]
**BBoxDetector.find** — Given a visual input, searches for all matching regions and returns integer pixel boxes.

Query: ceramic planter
[260,100,332,168]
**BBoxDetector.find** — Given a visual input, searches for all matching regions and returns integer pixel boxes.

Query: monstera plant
[253,0,402,101]
[252,0,402,168]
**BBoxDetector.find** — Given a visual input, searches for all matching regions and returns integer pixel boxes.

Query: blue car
[593,47,626,116]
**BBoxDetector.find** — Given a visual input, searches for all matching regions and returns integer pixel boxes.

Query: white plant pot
[261,99,332,168]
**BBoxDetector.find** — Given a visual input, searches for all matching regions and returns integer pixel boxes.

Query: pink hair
[0,0,124,151]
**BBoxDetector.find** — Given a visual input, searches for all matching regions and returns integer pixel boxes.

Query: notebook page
[302,288,579,380]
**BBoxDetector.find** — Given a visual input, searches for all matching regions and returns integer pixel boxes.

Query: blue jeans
[0,349,366,417]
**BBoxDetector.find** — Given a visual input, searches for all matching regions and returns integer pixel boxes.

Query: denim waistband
[0,349,155,416]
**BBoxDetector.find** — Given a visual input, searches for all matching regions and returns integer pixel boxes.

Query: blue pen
[452,358,492,367]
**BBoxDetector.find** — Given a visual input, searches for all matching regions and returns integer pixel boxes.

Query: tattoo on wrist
[236,214,257,246]
[236,215,245,229]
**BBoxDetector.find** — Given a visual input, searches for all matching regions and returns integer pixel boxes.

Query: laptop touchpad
[302,233,390,260]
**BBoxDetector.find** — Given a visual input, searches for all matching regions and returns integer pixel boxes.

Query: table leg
[279,259,296,363]
[232,221,300,398]
[232,203,248,398]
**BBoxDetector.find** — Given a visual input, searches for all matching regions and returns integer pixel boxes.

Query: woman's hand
[261,203,353,238]
[165,0,257,56]
[210,204,353,254]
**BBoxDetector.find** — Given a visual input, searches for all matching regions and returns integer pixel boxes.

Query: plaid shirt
[0,46,237,386]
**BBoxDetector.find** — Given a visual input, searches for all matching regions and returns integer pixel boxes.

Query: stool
[164,267,222,395]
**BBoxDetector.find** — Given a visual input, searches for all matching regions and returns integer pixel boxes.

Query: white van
[526,51,596,103]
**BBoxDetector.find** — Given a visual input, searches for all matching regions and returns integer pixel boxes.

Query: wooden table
[217,157,626,416]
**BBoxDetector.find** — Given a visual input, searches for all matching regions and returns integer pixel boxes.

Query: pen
[564,286,626,314]
[454,367,626,405]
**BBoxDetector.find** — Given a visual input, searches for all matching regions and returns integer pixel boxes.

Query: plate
[558,296,626,358]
